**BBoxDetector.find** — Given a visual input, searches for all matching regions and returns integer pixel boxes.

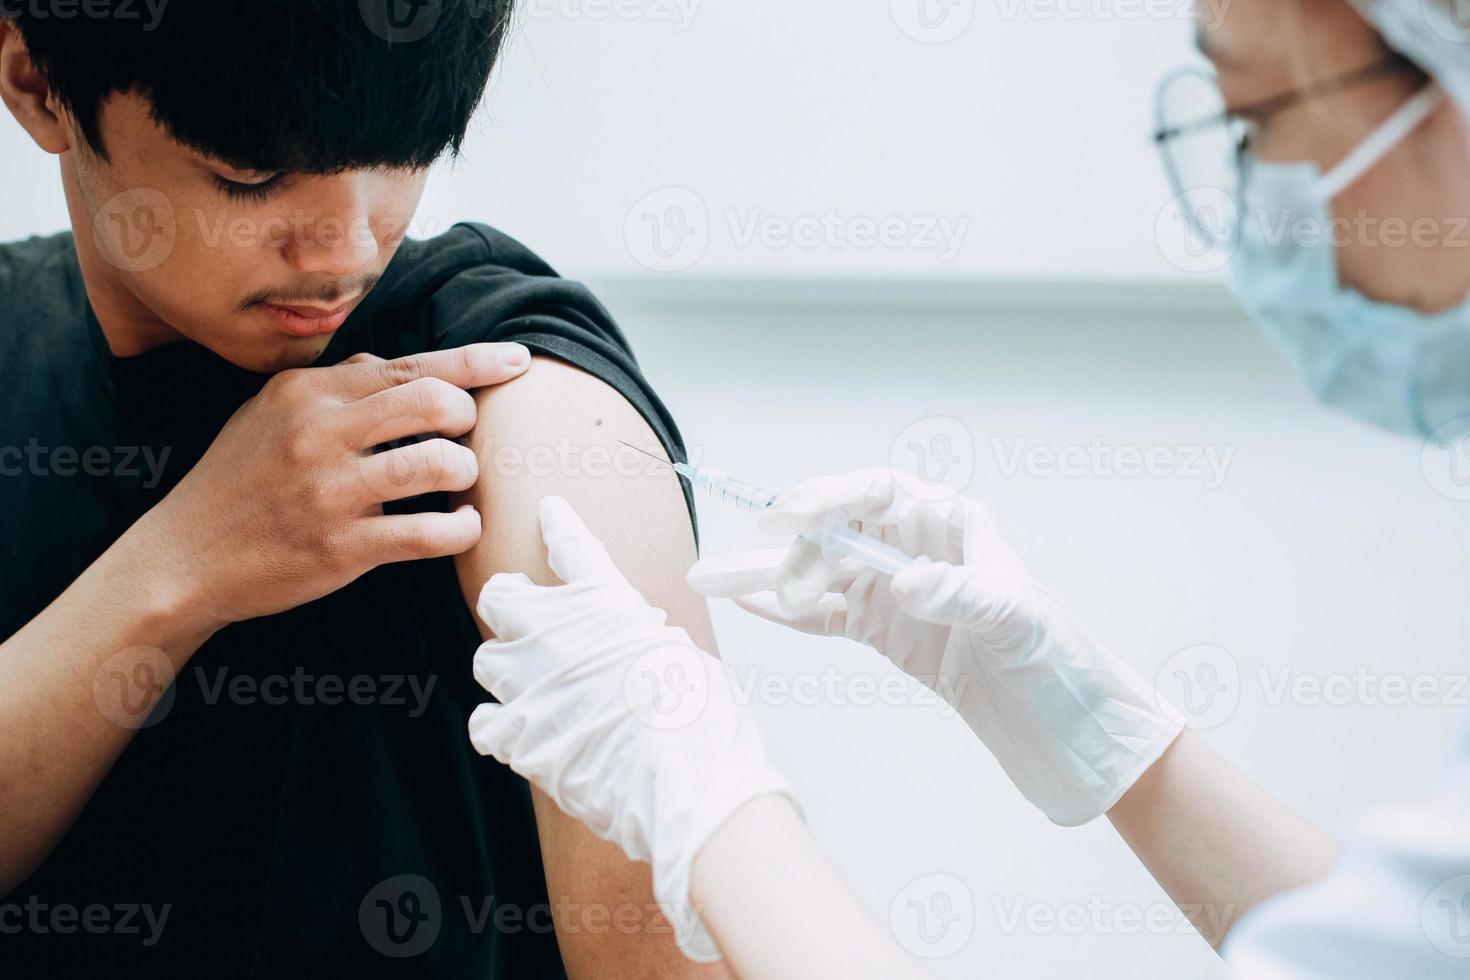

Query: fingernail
[500,344,530,368]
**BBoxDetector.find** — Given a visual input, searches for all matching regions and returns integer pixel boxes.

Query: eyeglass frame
[1151,52,1422,246]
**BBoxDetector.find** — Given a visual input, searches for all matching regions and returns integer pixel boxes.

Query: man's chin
[209,334,336,375]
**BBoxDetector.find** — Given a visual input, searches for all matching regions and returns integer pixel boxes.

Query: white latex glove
[468,496,797,963]
[687,469,1184,827]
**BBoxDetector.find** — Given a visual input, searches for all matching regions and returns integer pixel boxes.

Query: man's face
[70,91,429,372]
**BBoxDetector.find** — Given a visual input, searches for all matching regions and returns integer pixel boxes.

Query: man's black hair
[9,0,512,173]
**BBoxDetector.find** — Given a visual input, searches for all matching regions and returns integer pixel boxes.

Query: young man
[0,4,720,977]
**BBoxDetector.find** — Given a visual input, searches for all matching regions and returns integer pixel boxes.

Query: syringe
[620,442,915,576]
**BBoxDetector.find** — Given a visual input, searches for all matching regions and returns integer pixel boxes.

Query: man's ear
[0,20,70,155]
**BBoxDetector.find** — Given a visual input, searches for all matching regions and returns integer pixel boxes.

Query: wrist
[103,516,226,647]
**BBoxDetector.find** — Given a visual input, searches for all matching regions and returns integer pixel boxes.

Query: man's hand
[136,342,531,631]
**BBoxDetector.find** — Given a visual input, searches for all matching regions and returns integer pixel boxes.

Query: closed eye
[214,173,288,203]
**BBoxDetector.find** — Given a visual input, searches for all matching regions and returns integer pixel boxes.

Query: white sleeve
[1223,804,1470,980]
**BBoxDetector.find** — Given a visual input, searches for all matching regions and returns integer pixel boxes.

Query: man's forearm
[0,518,214,895]
[1106,730,1340,947]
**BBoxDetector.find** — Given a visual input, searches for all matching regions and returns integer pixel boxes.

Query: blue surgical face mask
[1228,81,1470,439]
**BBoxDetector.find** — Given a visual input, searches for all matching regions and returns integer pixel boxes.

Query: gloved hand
[687,468,1183,827]
[468,496,797,963]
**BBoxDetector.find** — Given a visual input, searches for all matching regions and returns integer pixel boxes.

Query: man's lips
[260,297,361,337]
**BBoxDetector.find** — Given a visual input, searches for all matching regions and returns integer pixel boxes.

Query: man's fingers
[733,591,848,637]
[336,342,531,400]
[539,496,626,586]
[357,505,483,566]
[349,376,479,447]
[357,438,479,503]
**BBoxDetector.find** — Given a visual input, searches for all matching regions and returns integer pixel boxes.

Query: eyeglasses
[1152,53,1419,249]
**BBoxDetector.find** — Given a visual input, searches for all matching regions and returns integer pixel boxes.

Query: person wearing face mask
[464,0,1470,976]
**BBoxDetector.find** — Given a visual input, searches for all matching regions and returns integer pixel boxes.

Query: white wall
[2,1,1209,280]
[593,280,1470,978]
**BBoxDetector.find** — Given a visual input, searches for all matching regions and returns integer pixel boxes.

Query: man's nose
[281,175,383,278]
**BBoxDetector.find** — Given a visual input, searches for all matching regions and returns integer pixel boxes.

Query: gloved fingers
[756,468,904,537]
[733,591,848,637]
[467,700,525,764]
[776,538,841,615]
[890,558,992,629]
[471,637,523,698]
[686,549,787,598]
[539,495,627,587]
[476,572,537,639]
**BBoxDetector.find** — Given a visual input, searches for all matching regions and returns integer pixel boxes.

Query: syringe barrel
[675,463,778,513]
[804,523,915,576]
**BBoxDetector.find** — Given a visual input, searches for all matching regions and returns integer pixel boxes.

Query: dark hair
[9,0,512,173]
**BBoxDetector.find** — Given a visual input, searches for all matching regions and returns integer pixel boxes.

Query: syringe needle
[616,439,668,464]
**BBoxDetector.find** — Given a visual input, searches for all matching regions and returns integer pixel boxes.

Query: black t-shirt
[0,225,693,977]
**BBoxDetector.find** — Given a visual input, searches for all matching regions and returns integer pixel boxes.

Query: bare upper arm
[453,355,729,979]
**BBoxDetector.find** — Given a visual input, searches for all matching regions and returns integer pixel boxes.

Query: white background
[6,2,1470,977]
[3,0,1215,281]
